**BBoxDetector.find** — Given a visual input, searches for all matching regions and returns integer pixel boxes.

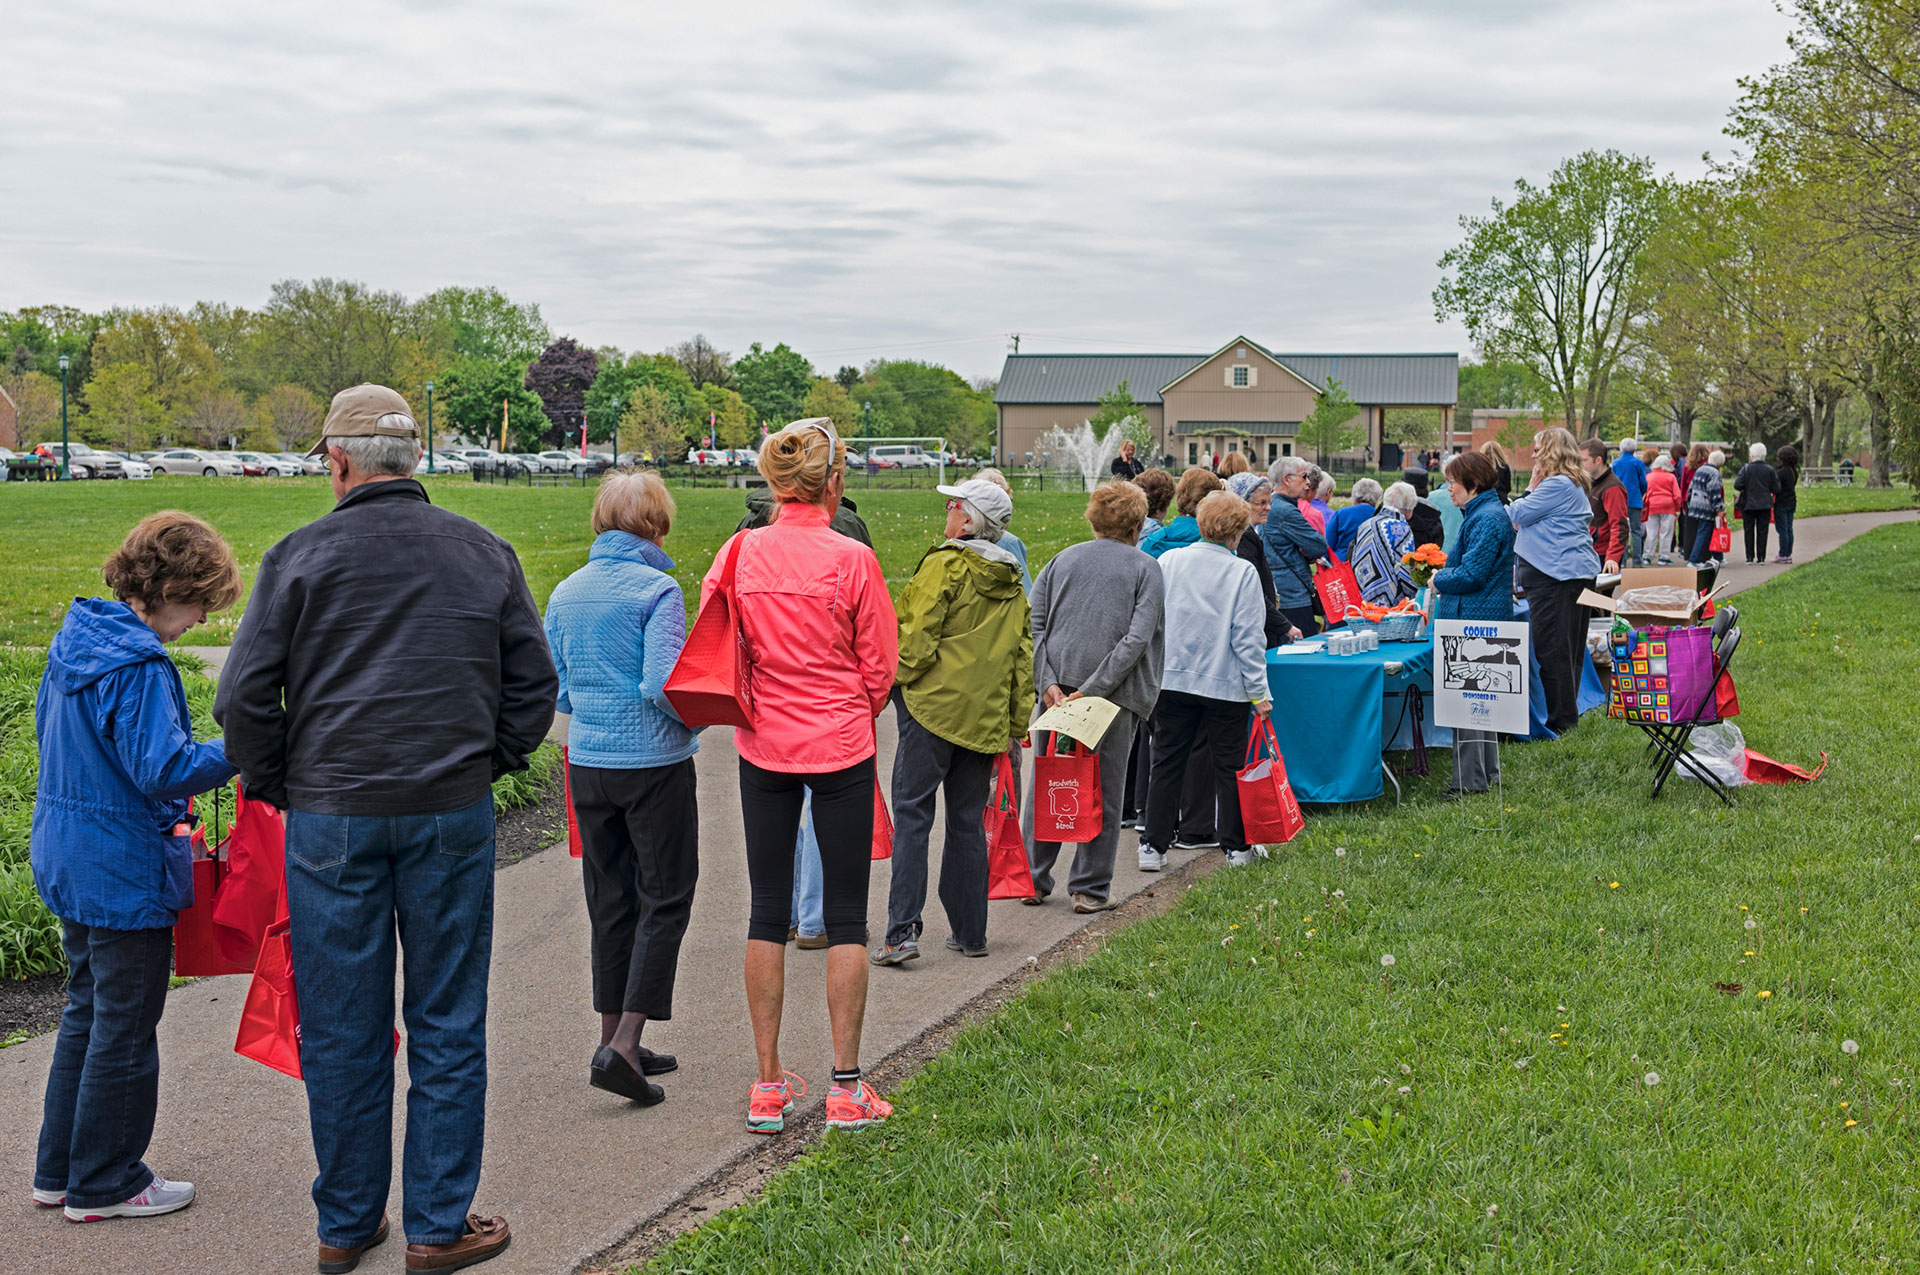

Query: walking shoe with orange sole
[824,1080,893,1130]
[746,1071,806,1135]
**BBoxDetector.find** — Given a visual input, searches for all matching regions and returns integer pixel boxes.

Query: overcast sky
[4,0,1795,380]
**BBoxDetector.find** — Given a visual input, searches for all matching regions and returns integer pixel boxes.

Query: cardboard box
[1578,566,1714,627]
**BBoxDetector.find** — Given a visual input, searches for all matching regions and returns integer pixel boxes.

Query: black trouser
[1178,723,1215,841]
[571,760,699,1019]
[1519,562,1591,735]
[1122,727,1147,822]
[1282,605,1319,637]
[1742,509,1771,561]
[1144,690,1250,855]
[740,755,874,947]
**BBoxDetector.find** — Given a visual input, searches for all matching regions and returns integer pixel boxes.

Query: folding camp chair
[1642,606,1737,762]
[1644,626,1742,806]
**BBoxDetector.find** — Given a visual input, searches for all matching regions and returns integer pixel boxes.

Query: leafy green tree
[1298,377,1364,463]
[185,302,267,395]
[1435,150,1672,436]
[584,353,699,443]
[254,383,325,450]
[731,342,815,427]
[176,385,256,449]
[1456,359,1542,411]
[670,335,731,388]
[79,363,168,451]
[1088,379,1142,439]
[864,360,989,453]
[258,278,433,399]
[1383,408,1446,455]
[89,308,219,413]
[834,365,860,390]
[690,384,754,448]
[617,385,684,462]
[2,370,62,445]
[523,337,599,447]
[802,377,861,434]
[3,305,108,387]
[419,286,549,366]
[437,358,551,451]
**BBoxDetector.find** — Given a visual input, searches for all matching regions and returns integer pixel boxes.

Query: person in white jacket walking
[1141,492,1274,870]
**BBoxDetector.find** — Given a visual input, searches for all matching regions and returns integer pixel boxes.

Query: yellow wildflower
[1757,990,1773,999]
[1846,1119,1858,1128]
[1609,882,1619,889]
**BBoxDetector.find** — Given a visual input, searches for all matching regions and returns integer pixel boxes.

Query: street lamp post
[609,397,619,461]
[57,354,71,480]
[425,381,435,473]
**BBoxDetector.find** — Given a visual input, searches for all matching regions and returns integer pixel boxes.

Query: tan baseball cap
[306,384,420,456]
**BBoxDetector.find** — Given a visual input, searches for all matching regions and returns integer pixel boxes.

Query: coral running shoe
[825,1081,893,1130]
[746,1071,805,1135]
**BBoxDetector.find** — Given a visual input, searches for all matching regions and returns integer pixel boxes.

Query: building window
[1231,365,1249,387]
[1227,440,1239,453]
[1236,348,1246,358]
[1281,442,1293,457]
[1187,441,1198,465]
[1267,442,1279,462]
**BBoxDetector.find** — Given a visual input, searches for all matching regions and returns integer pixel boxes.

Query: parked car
[440,447,494,466]
[511,453,547,474]
[567,452,617,477]
[230,450,302,477]
[103,451,153,479]
[415,453,472,475]
[273,451,329,476]
[533,450,579,473]
[685,448,730,467]
[869,444,936,469]
[469,452,528,477]
[148,448,246,476]
[35,442,125,479]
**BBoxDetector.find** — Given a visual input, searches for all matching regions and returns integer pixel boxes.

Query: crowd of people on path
[24,378,1800,1273]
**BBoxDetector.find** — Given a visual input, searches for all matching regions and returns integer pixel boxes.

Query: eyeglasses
[946,498,966,511]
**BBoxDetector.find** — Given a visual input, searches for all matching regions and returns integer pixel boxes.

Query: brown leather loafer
[406,1214,511,1272]
[318,1214,388,1274]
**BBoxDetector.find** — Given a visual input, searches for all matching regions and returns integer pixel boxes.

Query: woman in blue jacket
[32,512,241,1222]
[1140,467,1221,559]
[1430,453,1516,797]
[1507,428,1601,736]
[544,470,698,1107]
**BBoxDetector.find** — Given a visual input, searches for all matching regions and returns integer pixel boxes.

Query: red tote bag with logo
[983,752,1037,899]
[664,531,755,729]
[1238,717,1306,845]
[1708,515,1732,554]
[1032,734,1101,844]
[173,815,253,978]
[1314,555,1363,622]
[210,783,288,968]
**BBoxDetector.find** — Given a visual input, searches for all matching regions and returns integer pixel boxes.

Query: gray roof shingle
[995,349,1457,406]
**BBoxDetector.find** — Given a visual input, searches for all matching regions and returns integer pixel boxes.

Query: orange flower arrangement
[1401,543,1449,586]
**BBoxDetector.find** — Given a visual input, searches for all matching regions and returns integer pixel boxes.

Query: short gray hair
[1708,449,1726,467]
[960,499,1006,544]
[1350,477,1384,507]
[1315,472,1335,499]
[1382,481,1419,514]
[326,418,419,477]
[1270,455,1312,484]
[1748,442,1767,462]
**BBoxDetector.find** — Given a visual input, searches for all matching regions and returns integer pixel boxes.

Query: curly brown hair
[1085,481,1148,540]
[1133,468,1175,521]
[1174,466,1225,518]
[102,511,243,614]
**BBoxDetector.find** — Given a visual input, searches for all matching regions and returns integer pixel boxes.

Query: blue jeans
[286,796,496,1248]
[788,792,824,937]
[1775,508,1796,558]
[35,921,173,1208]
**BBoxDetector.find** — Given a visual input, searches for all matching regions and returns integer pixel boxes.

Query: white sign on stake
[1432,619,1531,736]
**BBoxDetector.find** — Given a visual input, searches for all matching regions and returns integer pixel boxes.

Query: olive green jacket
[895,539,1034,753]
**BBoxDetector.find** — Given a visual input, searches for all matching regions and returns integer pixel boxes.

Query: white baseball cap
[936,478,1013,528]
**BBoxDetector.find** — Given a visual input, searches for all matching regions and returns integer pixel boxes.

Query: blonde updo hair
[757,419,845,508]
[1531,427,1590,491]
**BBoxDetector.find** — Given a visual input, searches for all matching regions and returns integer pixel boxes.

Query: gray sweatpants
[885,695,997,949]
[1025,709,1140,904]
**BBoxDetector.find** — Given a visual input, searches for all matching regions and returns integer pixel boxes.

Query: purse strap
[1244,715,1278,766]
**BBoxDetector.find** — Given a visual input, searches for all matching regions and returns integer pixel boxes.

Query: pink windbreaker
[701,502,898,772]
[1644,469,1683,516]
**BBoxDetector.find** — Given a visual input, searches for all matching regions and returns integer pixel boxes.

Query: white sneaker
[1225,846,1268,867]
[1137,846,1167,872]
[32,1187,64,1207]
[64,1176,195,1222]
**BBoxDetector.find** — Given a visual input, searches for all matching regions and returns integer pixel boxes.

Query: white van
[869,445,937,469]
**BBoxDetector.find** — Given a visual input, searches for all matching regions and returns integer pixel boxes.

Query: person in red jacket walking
[1578,440,1629,573]
[1642,454,1684,564]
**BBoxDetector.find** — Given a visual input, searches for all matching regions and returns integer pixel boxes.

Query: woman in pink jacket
[1643,454,1684,565]
[701,418,899,1136]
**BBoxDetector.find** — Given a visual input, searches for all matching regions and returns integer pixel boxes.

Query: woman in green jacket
[872,480,1034,966]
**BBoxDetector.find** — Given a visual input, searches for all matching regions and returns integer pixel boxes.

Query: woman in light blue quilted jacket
[544,470,699,1107]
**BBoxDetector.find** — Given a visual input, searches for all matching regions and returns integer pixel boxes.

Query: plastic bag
[1680,722,1749,787]
[1617,585,1699,615]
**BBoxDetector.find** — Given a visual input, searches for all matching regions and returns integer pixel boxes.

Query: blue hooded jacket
[31,598,236,930]
[1431,490,1517,622]
[544,531,698,770]
[1140,514,1202,560]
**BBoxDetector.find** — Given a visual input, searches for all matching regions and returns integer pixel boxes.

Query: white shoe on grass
[1225,846,1268,868]
[64,1176,194,1222]
[1137,847,1167,872]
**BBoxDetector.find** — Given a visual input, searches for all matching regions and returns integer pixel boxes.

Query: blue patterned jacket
[1431,490,1516,622]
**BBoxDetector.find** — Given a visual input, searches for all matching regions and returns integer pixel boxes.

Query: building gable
[1156,337,1317,397]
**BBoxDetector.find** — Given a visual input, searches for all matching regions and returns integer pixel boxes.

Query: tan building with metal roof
[994,337,1457,469]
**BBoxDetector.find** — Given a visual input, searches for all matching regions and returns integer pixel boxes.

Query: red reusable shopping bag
[983,752,1036,900]
[1708,515,1732,554]
[173,818,252,978]
[211,783,288,967]
[1237,717,1306,845]
[1032,734,1101,844]
[234,917,303,1079]
[871,771,894,861]
[562,745,583,859]
[664,532,755,728]
[1314,555,1363,622]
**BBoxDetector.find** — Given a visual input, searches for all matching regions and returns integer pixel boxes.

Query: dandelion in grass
[1610,882,1619,890]
[1486,1205,1498,1218]
[1332,889,1344,900]
[1397,1085,1410,1095]
[1846,1119,1859,1127]
[1843,1039,1860,1055]
[1757,990,1772,999]
[1644,1072,1660,1087]
[1380,953,1395,996]
[1745,917,1758,930]
[1400,1063,1412,1075]
[1335,848,1346,858]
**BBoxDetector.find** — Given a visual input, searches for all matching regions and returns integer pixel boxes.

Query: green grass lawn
[644,524,1920,1273]
[0,477,1102,647]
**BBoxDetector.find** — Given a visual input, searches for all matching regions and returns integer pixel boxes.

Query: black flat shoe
[591,1045,665,1105]
[635,1045,677,1076]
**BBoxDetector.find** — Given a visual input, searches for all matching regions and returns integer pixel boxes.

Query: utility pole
[1008,333,1020,354]
[57,354,70,480]
[425,380,435,473]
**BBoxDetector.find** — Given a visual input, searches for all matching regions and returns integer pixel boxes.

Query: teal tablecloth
[1265,641,1434,804]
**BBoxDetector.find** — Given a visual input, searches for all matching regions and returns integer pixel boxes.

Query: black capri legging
[740,756,874,947]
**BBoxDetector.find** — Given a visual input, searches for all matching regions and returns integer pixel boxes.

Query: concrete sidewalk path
[3,714,1206,1275]
[1697,507,1915,598]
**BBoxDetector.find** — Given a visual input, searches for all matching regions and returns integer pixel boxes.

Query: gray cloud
[1,0,1796,378]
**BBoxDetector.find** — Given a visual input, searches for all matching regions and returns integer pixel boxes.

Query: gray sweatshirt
[1029,537,1165,722]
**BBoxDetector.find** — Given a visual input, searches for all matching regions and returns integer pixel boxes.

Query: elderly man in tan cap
[216,384,556,1273]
